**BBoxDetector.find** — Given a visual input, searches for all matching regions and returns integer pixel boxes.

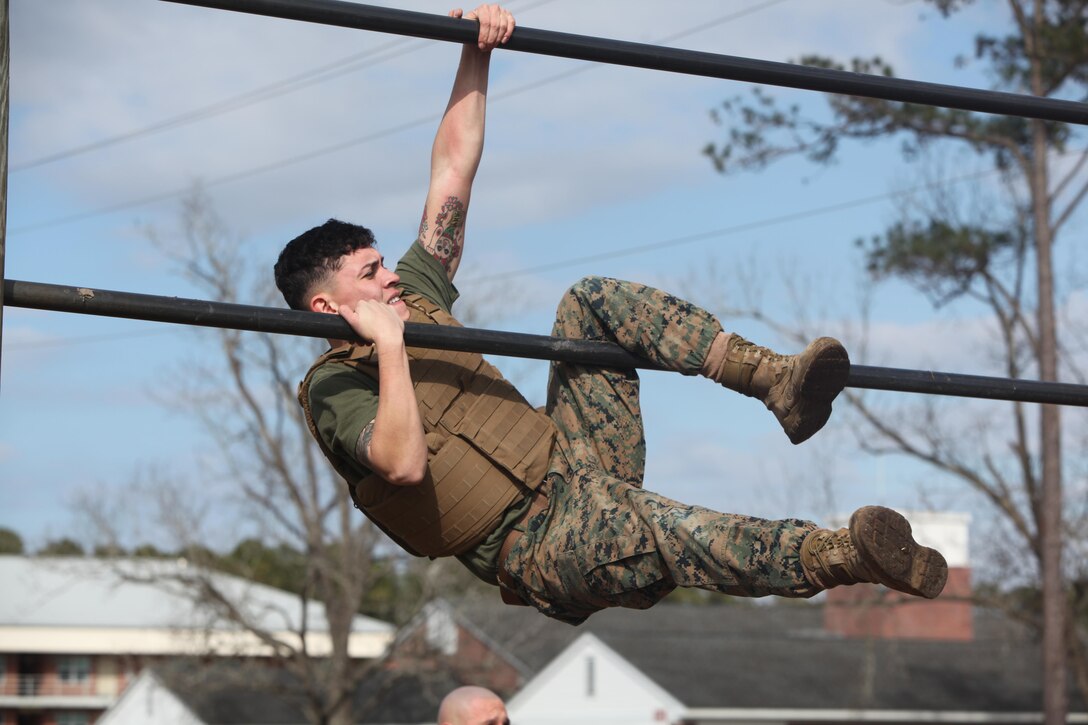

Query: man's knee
[555,276,607,335]
[560,276,608,305]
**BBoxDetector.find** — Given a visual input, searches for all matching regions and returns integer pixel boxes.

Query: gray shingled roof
[113,598,1074,721]
[148,658,462,724]
[154,661,308,724]
[444,599,1078,713]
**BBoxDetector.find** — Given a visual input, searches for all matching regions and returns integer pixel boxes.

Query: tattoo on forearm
[355,420,375,466]
[418,196,465,271]
[417,209,429,243]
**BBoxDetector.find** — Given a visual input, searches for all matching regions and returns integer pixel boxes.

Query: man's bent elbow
[383,461,428,487]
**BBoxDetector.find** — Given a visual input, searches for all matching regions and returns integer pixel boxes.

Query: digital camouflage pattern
[503,277,820,624]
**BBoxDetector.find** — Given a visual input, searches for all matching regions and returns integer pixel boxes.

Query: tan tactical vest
[298,293,556,558]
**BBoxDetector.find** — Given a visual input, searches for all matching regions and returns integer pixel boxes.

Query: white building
[0,556,394,725]
[507,632,682,725]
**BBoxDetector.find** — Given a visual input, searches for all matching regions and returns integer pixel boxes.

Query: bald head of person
[437,686,509,725]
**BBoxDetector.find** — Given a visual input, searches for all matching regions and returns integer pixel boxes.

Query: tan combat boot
[801,506,948,599]
[701,333,850,444]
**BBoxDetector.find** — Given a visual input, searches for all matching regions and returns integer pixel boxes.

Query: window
[56,712,90,725]
[56,656,90,683]
[585,655,595,697]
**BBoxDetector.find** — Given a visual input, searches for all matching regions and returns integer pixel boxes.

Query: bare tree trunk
[1026,3,1066,722]
[1037,194,1066,725]
[1035,152,1066,725]
[135,190,400,724]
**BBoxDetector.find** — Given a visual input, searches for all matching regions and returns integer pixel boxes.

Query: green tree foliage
[38,538,85,556]
[705,2,1086,183]
[93,543,127,557]
[215,537,469,624]
[858,220,1024,307]
[131,543,170,558]
[0,528,24,554]
[221,538,308,595]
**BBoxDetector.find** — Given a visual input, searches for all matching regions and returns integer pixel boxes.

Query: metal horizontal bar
[3,278,651,368]
[846,364,1088,407]
[162,0,1088,125]
[7,278,1088,407]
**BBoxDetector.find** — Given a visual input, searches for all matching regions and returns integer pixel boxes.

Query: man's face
[312,247,409,321]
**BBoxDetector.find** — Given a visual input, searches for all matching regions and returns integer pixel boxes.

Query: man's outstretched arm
[416,4,514,281]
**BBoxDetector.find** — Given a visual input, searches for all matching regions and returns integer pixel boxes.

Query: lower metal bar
[6,278,1087,407]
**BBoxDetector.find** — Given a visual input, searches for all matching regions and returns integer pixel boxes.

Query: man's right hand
[339,299,405,349]
[451,4,515,52]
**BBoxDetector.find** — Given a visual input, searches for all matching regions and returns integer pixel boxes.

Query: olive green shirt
[306,242,529,584]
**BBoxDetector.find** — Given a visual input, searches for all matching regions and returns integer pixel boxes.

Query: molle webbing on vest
[297,293,556,557]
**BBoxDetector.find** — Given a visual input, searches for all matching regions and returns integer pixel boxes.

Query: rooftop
[0,555,393,656]
[442,598,1077,713]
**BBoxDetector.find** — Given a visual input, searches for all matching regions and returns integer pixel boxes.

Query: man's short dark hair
[274,219,377,311]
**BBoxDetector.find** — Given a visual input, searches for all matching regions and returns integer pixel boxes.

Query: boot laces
[733,339,788,366]
[804,528,874,589]
[731,339,794,390]
[812,529,856,563]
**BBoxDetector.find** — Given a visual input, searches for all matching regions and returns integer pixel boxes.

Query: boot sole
[798,337,850,403]
[782,337,850,445]
[849,506,948,599]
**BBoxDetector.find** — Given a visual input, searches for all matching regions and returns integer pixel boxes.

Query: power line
[10,39,416,173]
[169,0,1088,123]
[0,180,969,351]
[10,0,558,173]
[463,162,1040,282]
[10,1,791,235]
[0,179,911,351]
[488,0,792,103]
[465,141,1087,282]
[654,0,790,45]
[3,327,174,351]
[12,146,1080,351]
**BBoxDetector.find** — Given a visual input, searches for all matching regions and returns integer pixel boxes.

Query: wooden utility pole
[0,0,9,386]
[1027,2,1066,722]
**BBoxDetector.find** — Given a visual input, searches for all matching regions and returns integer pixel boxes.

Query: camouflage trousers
[504,277,819,625]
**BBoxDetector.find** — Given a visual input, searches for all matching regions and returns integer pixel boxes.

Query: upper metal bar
[162,0,1088,125]
[7,278,1088,407]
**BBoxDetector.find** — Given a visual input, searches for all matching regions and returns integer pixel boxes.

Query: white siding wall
[508,634,682,725]
[97,672,203,725]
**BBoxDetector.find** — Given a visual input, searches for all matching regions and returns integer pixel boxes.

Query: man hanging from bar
[273,4,948,625]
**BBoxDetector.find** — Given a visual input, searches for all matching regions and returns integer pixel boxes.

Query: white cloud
[856,312,1004,374]
[10,0,997,241]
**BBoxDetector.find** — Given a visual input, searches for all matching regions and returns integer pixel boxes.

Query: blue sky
[3,0,1082,555]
